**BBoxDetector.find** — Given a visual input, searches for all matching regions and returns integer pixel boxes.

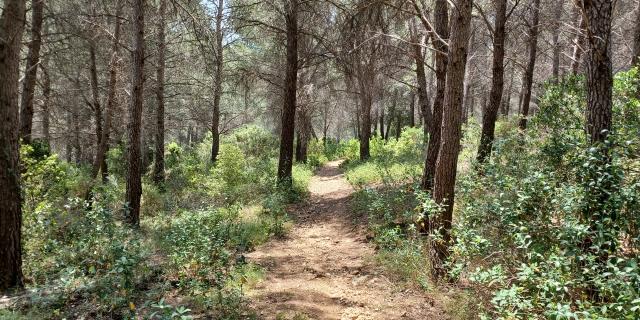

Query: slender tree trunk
[93,0,122,181]
[73,110,81,162]
[125,0,145,227]
[421,0,448,191]
[431,0,473,278]
[277,0,298,184]
[551,0,564,80]
[358,77,373,160]
[41,62,51,144]
[18,0,44,144]
[89,40,102,148]
[153,0,166,185]
[0,0,26,292]
[518,0,541,130]
[570,10,586,74]
[211,0,224,163]
[410,19,431,132]
[379,106,385,138]
[632,1,640,67]
[477,0,507,163]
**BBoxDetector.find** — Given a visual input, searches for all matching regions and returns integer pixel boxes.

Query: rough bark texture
[421,0,448,191]
[518,0,540,130]
[92,0,122,181]
[19,0,44,144]
[583,0,613,144]
[431,0,473,278]
[210,0,224,163]
[0,0,26,292]
[632,1,640,66]
[551,0,564,80]
[125,0,145,227]
[277,0,298,184]
[153,0,166,185]
[477,0,507,163]
[41,62,51,144]
[89,39,102,148]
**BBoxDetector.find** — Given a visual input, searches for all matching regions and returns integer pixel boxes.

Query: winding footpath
[246,160,447,320]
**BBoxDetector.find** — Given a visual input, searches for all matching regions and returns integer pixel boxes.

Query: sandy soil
[246,160,447,320]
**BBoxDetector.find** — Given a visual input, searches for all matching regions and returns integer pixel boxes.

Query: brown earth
[246,160,448,320]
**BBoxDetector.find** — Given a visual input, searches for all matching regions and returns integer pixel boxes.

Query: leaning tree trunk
[211,0,224,163]
[18,0,44,144]
[518,0,541,130]
[92,0,122,181]
[125,0,145,227]
[477,0,507,163]
[0,0,26,292]
[153,0,166,185]
[277,0,299,184]
[431,0,473,279]
[421,0,449,191]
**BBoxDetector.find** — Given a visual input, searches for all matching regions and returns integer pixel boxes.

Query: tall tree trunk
[211,0,224,163]
[358,76,373,160]
[153,0,166,185]
[632,1,640,67]
[421,0,448,191]
[410,19,430,134]
[477,0,507,163]
[41,61,51,144]
[125,0,145,227]
[89,40,102,149]
[0,0,26,292]
[570,10,586,74]
[518,0,541,130]
[18,0,44,144]
[431,0,473,278]
[551,0,564,80]
[277,0,298,184]
[93,0,122,181]
[581,0,614,296]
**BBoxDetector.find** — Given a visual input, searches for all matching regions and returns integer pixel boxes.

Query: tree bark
[153,0,166,185]
[421,0,448,191]
[277,0,298,184]
[18,0,44,144]
[551,0,564,80]
[41,61,51,144]
[518,0,541,130]
[477,0,507,163]
[211,0,224,163]
[89,39,102,148]
[632,1,640,66]
[0,0,26,292]
[92,0,122,181]
[431,0,473,278]
[125,0,145,227]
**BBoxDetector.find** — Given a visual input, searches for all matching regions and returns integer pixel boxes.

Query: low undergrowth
[3,126,317,319]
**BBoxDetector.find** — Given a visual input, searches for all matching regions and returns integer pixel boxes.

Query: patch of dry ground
[246,160,448,320]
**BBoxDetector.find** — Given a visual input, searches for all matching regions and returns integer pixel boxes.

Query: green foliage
[452,74,640,319]
[13,127,314,319]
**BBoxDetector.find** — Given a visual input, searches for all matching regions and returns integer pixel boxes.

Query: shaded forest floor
[245,161,448,320]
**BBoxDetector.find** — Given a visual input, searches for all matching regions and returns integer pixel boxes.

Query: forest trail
[246,160,446,320]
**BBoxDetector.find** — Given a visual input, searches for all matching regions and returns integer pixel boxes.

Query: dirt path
[246,160,447,320]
